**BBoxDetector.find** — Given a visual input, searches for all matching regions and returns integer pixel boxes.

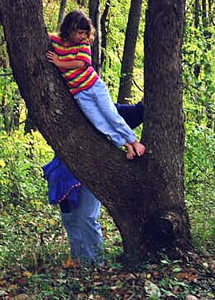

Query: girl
[47,10,145,160]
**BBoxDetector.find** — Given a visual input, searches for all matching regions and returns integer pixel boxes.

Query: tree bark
[57,0,67,31]
[0,0,192,261]
[202,0,207,27]
[89,0,102,75]
[208,0,213,24]
[117,0,143,104]
[101,0,111,67]
[143,0,191,254]
[194,0,200,28]
[77,0,87,7]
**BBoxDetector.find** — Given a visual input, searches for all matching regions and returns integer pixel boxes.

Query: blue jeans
[74,79,137,147]
[61,186,103,263]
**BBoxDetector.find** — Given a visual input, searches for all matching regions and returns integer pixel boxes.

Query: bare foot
[125,143,136,160]
[132,141,146,156]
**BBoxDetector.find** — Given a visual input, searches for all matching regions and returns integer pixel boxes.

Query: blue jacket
[43,156,81,207]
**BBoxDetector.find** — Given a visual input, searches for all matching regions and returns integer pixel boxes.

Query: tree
[89,0,102,74]
[57,0,67,30]
[100,0,111,68]
[0,0,192,261]
[117,0,143,104]
[143,0,191,253]
[194,0,200,28]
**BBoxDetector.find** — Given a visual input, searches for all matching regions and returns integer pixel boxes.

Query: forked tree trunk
[0,0,192,261]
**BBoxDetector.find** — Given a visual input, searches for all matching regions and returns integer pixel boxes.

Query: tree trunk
[77,0,87,7]
[194,0,200,28]
[202,0,207,27]
[143,0,191,255]
[208,0,212,23]
[89,0,102,75]
[117,0,143,104]
[0,0,192,261]
[101,0,111,68]
[57,0,67,31]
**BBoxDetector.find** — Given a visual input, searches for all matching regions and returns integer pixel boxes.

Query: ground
[1,250,215,300]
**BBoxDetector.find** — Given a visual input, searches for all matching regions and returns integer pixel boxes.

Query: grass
[1,202,215,300]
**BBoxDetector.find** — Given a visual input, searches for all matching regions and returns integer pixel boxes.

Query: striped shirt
[50,34,99,95]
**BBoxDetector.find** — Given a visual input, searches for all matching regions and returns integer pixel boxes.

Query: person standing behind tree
[43,101,144,267]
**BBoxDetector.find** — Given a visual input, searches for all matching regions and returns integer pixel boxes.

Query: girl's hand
[46,51,86,69]
[46,51,60,67]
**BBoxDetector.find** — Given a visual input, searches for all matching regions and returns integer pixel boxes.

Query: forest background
[0,0,215,299]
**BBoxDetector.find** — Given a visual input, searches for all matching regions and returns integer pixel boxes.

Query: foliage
[0,0,215,299]
[0,123,64,272]
[0,121,52,206]
[185,124,215,249]
[0,25,21,133]
[100,0,145,102]
[183,2,215,251]
[0,71,21,132]
[1,251,215,299]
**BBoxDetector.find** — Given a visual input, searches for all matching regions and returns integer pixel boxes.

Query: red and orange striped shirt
[50,34,99,95]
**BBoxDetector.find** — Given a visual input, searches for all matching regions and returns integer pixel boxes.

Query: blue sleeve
[42,156,81,207]
[115,101,144,129]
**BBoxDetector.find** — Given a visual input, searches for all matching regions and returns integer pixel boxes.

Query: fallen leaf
[63,258,80,268]
[23,271,32,278]
[15,293,29,300]
[145,280,161,298]
[186,295,199,300]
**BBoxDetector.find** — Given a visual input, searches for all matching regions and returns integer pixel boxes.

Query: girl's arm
[46,51,86,69]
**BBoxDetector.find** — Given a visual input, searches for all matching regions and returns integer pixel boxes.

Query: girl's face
[69,29,88,44]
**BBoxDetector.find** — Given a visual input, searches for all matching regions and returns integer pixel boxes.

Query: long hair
[59,10,95,43]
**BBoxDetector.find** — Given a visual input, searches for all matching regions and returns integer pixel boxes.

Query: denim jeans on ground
[61,186,103,263]
[74,78,137,147]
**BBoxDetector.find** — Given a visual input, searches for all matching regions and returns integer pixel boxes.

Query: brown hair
[59,10,95,43]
